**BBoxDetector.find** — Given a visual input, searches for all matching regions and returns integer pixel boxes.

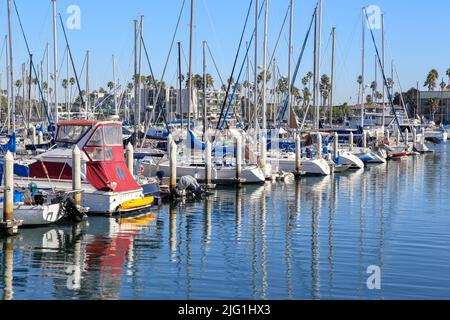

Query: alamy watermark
[366,5,382,30]
[66,5,81,30]
[366,265,381,290]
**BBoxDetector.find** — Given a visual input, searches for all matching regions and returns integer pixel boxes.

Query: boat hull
[0,203,63,226]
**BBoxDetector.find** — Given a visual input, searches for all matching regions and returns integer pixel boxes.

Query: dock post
[333,132,339,160]
[126,143,134,177]
[1,152,21,236]
[205,138,212,187]
[362,131,367,150]
[412,128,417,149]
[405,128,409,146]
[295,133,302,175]
[38,131,44,145]
[30,124,37,145]
[259,135,267,170]
[420,127,426,146]
[396,129,401,146]
[169,141,177,191]
[167,133,173,159]
[72,146,82,207]
[317,134,323,159]
[236,136,242,183]
[349,132,354,152]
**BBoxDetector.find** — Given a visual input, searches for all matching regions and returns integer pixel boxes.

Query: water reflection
[1,144,450,299]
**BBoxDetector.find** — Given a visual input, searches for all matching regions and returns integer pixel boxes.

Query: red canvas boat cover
[86,161,140,192]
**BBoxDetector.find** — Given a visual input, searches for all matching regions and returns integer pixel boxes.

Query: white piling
[349,132,354,152]
[167,133,173,160]
[317,134,323,158]
[412,128,417,148]
[205,138,212,186]
[72,146,82,206]
[126,143,134,177]
[362,131,367,150]
[38,131,44,144]
[396,129,401,146]
[30,125,37,145]
[405,128,409,145]
[2,152,18,236]
[236,136,242,181]
[169,141,177,191]
[295,133,301,173]
[259,135,267,169]
[420,127,425,146]
[333,132,339,159]
[386,130,390,143]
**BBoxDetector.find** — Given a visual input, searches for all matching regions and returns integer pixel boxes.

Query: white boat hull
[143,161,266,184]
[0,203,63,226]
[267,157,331,175]
[13,178,144,215]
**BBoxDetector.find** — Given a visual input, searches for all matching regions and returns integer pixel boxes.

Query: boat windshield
[56,125,91,144]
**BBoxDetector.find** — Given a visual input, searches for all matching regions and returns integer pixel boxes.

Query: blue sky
[0,0,449,105]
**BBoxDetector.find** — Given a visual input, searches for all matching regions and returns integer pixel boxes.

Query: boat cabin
[29,120,140,193]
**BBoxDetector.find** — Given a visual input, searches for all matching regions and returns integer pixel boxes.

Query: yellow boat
[119,196,154,213]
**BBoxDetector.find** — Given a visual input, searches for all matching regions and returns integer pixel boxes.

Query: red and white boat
[16,120,145,214]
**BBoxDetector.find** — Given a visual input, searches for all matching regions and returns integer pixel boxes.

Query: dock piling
[169,141,177,191]
[236,136,242,182]
[30,125,37,145]
[333,132,339,159]
[295,133,302,174]
[317,134,323,158]
[405,128,409,146]
[349,132,354,152]
[38,131,44,145]
[1,152,21,236]
[126,143,134,177]
[205,138,212,187]
[72,146,82,206]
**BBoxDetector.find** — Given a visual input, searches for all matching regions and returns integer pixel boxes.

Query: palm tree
[424,69,439,91]
[429,97,440,122]
[62,79,68,113]
[107,81,115,92]
[319,74,331,107]
[446,68,450,86]
[370,81,377,103]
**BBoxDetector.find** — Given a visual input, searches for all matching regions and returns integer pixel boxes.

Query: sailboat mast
[360,7,366,129]
[381,14,385,129]
[253,0,258,142]
[113,54,118,116]
[5,34,10,132]
[315,0,322,130]
[85,50,90,119]
[138,15,143,127]
[52,0,59,125]
[287,0,293,128]
[188,0,195,131]
[312,7,318,130]
[7,0,15,134]
[330,27,336,128]
[177,42,183,130]
[202,40,207,139]
[262,0,268,131]
[134,19,139,138]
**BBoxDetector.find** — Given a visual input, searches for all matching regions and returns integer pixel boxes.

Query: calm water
[1,143,449,300]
